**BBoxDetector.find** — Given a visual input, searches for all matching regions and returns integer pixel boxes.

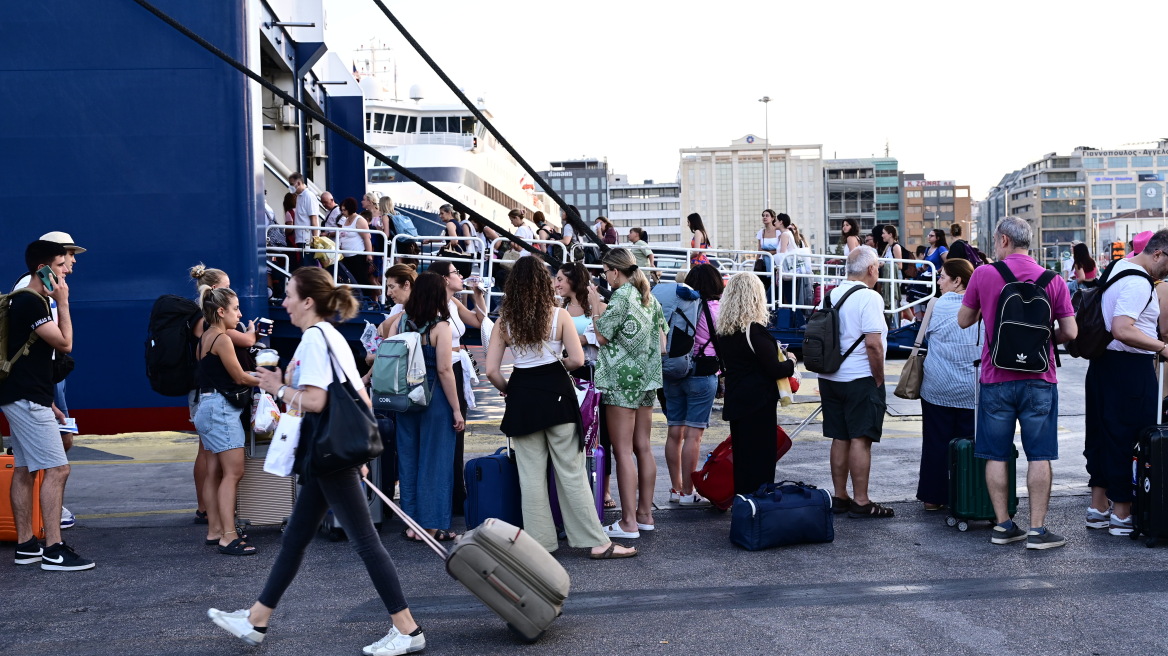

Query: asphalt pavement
[4,356,1168,655]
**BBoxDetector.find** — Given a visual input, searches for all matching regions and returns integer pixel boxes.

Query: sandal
[217,538,257,556]
[194,510,209,525]
[848,501,895,518]
[831,496,852,515]
[400,529,423,542]
[206,531,247,545]
[433,529,461,542]
[590,543,638,559]
[603,498,617,509]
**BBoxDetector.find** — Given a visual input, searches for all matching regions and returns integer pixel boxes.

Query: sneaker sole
[1108,528,1133,536]
[208,611,262,646]
[14,555,42,565]
[991,535,1028,545]
[1085,520,1109,529]
[1025,539,1067,550]
[367,641,426,656]
[60,522,74,530]
[41,561,96,571]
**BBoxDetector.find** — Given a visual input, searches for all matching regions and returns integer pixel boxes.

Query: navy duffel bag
[730,481,834,550]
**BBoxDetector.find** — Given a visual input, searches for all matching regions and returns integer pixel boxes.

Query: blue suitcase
[730,481,834,551]
[464,446,524,529]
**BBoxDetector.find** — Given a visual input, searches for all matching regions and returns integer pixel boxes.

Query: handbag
[303,327,383,476]
[894,297,936,400]
[264,392,302,477]
[51,352,75,384]
[574,374,601,452]
[729,481,834,550]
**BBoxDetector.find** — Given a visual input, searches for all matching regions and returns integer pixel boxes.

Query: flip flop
[603,498,617,509]
[590,543,638,559]
[434,529,461,542]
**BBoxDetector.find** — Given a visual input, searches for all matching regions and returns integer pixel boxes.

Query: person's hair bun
[190,263,207,280]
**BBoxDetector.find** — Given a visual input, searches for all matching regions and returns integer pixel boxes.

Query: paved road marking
[72,459,195,465]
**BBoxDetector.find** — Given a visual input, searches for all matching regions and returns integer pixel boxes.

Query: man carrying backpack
[1083,229,1168,536]
[817,247,893,518]
[957,217,1077,550]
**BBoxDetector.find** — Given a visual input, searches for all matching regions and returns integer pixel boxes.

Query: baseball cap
[1126,230,1152,259]
[40,231,87,253]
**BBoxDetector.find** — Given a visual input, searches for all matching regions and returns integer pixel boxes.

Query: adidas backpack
[145,294,202,396]
[1066,259,1154,359]
[988,262,1058,373]
[803,284,866,374]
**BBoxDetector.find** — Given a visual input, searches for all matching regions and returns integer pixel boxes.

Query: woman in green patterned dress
[587,249,666,539]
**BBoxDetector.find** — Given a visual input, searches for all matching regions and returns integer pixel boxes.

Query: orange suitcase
[0,454,46,542]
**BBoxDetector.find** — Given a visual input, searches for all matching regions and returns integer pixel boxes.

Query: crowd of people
[6,206,1167,652]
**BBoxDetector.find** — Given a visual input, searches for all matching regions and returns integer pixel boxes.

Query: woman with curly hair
[717,273,797,495]
[588,248,666,539]
[485,257,636,559]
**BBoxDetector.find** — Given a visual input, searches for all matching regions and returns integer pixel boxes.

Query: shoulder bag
[303,326,383,476]
[692,300,722,377]
[894,297,936,400]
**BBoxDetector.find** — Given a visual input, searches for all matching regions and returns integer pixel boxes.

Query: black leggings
[258,466,408,614]
[730,408,778,496]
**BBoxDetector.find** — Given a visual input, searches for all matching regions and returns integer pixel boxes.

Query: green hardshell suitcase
[946,437,1017,531]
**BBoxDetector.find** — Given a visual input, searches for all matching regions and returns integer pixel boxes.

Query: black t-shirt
[0,291,55,407]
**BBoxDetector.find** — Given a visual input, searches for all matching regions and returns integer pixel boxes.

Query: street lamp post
[759,96,771,209]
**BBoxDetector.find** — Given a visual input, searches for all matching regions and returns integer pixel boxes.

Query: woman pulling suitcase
[207,267,427,656]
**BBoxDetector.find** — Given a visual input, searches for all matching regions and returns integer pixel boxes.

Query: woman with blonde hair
[717,273,797,495]
[208,267,428,655]
[587,248,666,539]
[486,257,637,559]
[380,196,418,240]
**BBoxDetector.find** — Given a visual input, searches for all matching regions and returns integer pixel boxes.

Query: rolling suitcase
[691,427,794,511]
[367,478,568,643]
[1132,360,1168,547]
[0,453,45,542]
[236,454,297,530]
[946,360,1018,531]
[464,444,523,529]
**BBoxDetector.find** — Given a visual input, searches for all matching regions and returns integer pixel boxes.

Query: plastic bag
[263,393,302,477]
[252,392,280,434]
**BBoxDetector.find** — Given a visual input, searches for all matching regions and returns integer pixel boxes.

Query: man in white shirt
[508,209,534,257]
[288,172,319,257]
[320,191,340,230]
[817,246,892,518]
[1083,229,1168,537]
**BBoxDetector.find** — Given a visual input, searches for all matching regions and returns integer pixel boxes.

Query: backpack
[1066,260,1154,359]
[661,285,701,381]
[802,284,866,374]
[145,295,202,396]
[950,240,983,268]
[0,289,50,386]
[370,312,434,413]
[988,262,1058,373]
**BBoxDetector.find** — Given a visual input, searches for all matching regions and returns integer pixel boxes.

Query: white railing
[266,224,392,302]
[775,252,937,315]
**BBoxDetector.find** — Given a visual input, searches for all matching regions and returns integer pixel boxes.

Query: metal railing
[775,252,937,315]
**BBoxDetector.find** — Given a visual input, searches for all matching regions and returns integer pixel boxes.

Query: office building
[608,174,683,248]
[1098,209,1166,253]
[540,158,609,224]
[1079,144,1168,254]
[679,136,825,251]
[979,152,1086,269]
[900,175,972,247]
[823,158,900,253]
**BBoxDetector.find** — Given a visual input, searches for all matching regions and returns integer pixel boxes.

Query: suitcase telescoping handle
[364,476,450,560]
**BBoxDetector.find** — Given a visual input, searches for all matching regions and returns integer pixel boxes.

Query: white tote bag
[263,392,303,477]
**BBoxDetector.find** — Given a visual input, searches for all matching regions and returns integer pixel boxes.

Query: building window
[1041,215,1085,229]
[938,189,954,197]
[564,193,575,205]
[563,177,575,191]
[906,190,921,198]
[1091,184,1112,195]
[1083,157,1104,168]
[924,190,938,198]
[1117,197,1137,210]
[589,177,599,190]
[1046,172,1078,182]
[1133,156,1154,168]
[940,204,954,213]
[1091,199,1112,210]
[1041,200,1085,213]
[1108,157,1128,169]
[550,178,561,191]
[1116,183,1137,195]
[589,193,599,206]
[1041,187,1084,199]
[907,205,922,214]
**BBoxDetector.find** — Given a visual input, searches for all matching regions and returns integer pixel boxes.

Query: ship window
[396,115,408,132]
[421,117,433,132]
[373,113,384,132]
[434,117,447,132]
[407,116,417,132]
[462,117,476,134]
[365,113,371,131]
[385,114,399,132]
[447,116,461,133]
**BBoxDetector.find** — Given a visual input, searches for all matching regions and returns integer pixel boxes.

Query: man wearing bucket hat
[11,231,87,531]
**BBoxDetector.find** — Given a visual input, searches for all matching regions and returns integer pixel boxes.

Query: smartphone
[36,265,58,292]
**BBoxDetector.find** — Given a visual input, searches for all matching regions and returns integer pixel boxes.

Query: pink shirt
[694,300,720,357]
[962,254,1075,385]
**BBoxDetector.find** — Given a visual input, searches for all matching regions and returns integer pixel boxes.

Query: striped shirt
[921,292,981,410]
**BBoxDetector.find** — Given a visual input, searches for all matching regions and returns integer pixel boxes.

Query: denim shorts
[975,380,1058,462]
[663,374,718,428]
[193,392,246,454]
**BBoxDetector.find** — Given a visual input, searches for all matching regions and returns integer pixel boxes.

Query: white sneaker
[363,626,426,655]
[1108,514,1134,537]
[1085,506,1110,529]
[679,493,705,506]
[668,489,681,503]
[207,608,265,646]
[60,506,75,530]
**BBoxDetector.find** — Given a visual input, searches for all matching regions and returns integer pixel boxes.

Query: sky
[322,0,1168,199]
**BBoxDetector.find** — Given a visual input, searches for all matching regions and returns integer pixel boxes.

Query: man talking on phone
[1,240,95,571]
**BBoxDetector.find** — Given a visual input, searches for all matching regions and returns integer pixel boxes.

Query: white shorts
[1,400,68,472]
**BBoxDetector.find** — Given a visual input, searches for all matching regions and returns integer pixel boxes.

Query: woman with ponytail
[587,249,666,539]
[192,283,261,556]
[210,266,429,655]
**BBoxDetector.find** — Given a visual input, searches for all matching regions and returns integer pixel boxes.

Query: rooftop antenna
[884,139,890,157]
[356,38,397,100]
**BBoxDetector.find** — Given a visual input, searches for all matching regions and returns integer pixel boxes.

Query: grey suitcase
[235,454,296,530]
[366,477,569,642]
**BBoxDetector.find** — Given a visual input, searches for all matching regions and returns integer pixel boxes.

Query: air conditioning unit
[279,104,297,127]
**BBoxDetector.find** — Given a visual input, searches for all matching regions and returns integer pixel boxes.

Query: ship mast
[355,38,397,101]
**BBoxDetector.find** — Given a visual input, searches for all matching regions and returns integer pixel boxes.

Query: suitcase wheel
[506,624,542,645]
[945,516,957,528]
[1146,537,1157,549]
[957,521,969,532]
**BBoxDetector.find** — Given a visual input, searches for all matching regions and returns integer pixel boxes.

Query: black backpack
[145,295,202,396]
[803,284,866,374]
[1067,260,1154,359]
[988,262,1058,373]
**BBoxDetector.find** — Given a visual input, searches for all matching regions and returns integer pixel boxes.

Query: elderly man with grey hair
[818,246,894,518]
[958,216,1077,550]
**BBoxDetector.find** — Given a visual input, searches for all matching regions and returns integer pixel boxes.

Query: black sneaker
[1026,528,1067,550]
[40,542,95,571]
[990,523,1028,545]
[15,538,43,565]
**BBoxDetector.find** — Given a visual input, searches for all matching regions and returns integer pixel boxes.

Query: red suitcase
[0,454,46,542]
[691,427,793,511]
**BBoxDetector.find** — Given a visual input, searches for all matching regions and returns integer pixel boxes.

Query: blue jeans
[975,380,1058,462]
[662,374,718,428]
[396,347,456,530]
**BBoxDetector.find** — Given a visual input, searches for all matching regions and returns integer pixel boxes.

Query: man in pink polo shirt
[957,217,1077,550]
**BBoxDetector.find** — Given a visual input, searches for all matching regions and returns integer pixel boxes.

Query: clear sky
[323,0,1168,199]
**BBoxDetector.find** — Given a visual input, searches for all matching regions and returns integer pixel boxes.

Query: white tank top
[511,310,562,368]
[447,298,466,348]
[337,216,364,252]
